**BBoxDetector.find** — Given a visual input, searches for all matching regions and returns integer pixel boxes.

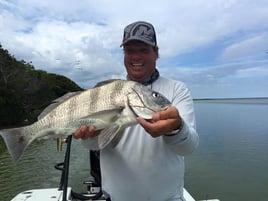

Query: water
[1,100,268,201]
[185,101,268,201]
[0,139,92,201]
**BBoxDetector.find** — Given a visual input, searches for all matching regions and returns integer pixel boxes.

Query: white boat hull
[11,187,219,201]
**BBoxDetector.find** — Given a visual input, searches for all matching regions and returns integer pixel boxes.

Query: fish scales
[0,79,171,163]
[91,80,126,111]
[31,81,126,136]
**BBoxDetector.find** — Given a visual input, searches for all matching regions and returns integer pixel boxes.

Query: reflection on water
[1,100,268,201]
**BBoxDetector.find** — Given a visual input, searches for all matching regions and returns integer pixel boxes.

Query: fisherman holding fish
[74,21,199,201]
[0,21,198,201]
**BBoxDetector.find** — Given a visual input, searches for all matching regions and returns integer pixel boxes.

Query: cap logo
[131,24,155,44]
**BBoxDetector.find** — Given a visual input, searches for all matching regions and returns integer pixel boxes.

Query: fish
[0,79,171,163]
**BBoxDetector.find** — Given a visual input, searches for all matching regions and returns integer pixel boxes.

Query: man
[74,21,199,201]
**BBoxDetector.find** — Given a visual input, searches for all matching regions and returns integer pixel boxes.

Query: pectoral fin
[98,126,124,149]
[107,129,125,148]
[77,108,125,149]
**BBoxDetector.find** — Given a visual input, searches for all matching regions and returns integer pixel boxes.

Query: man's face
[123,40,158,82]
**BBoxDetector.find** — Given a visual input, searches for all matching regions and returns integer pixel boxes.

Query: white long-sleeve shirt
[83,76,199,201]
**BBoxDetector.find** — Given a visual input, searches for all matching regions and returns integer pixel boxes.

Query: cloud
[218,34,268,62]
[0,0,268,97]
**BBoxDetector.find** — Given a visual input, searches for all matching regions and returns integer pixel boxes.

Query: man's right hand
[73,125,101,140]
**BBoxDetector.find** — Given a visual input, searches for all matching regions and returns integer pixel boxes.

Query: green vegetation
[0,44,83,127]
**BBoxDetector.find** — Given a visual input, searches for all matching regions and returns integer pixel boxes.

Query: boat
[10,136,220,201]
[10,187,220,201]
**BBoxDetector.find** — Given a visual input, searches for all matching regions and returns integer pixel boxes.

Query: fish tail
[0,127,30,163]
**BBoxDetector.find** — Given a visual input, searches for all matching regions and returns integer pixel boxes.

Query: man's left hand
[136,106,182,138]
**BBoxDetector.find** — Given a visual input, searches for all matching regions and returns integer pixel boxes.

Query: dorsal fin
[38,91,82,120]
[52,91,82,103]
[94,79,123,88]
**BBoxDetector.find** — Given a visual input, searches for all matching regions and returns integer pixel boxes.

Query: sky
[0,0,268,98]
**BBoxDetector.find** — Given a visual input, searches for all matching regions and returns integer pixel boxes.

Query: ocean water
[185,101,268,201]
[0,100,268,201]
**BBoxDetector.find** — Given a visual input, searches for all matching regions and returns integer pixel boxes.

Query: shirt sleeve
[162,81,199,155]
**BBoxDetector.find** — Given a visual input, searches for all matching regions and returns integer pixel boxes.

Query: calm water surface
[185,101,268,201]
[1,101,268,201]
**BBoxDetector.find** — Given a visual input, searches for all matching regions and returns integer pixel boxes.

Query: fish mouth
[129,106,155,120]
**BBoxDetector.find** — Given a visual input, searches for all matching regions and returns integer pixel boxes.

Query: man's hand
[136,106,182,137]
[73,125,101,140]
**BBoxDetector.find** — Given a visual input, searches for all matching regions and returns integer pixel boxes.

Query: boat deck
[11,187,220,201]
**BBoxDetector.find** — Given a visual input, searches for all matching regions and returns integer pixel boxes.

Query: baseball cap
[120,21,157,47]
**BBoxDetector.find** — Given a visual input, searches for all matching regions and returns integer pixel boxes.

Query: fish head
[127,83,171,119]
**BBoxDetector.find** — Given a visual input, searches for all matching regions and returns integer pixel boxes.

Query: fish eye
[152,92,159,98]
